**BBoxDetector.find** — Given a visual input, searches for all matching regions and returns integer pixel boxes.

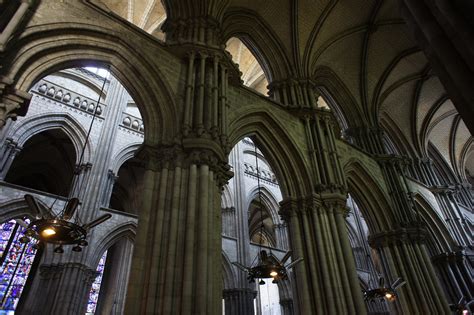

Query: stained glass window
[86,251,107,314]
[0,219,38,313]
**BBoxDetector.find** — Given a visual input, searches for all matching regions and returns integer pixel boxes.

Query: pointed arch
[110,143,142,174]
[228,109,311,198]
[7,112,92,163]
[2,23,178,144]
[89,220,137,267]
[222,8,293,82]
[222,252,236,290]
[344,159,393,233]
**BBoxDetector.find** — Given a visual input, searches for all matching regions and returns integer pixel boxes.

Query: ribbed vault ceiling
[97,0,472,181]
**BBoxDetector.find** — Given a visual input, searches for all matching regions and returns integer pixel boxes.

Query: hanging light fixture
[363,277,406,302]
[18,67,112,253]
[232,138,302,284]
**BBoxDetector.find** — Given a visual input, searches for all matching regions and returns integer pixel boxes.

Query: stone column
[95,236,134,315]
[279,298,294,315]
[281,195,366,314]
[0,0,34,51]
[369,228,451,314]
[19,262,97,315]
[222,206,236,237]
[0,138,21,179]
[223,288,256,315]
[124,145,232,314]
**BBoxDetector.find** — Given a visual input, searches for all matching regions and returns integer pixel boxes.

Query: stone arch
[110,143,142,174]
[412,194,456,254]
[246,186,282,226]
[344,158,393,233]
[222,251,236,290]
[2,23,178,144]
[222,8,293,82]
[228,110,311,198]
[221,184,234,209]
[313,66,365,130]
[0,198,36,223]
[7,112,92,163]
[89,221,137,267]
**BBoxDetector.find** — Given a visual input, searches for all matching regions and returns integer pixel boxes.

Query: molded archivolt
[412,194,456,254]
[344,159,393,233]
[228,110,311,198]
[89,222,137,267]
[222,8,293,82]
[225,37,269,95]
[222,252,236,290]
[7,112,92,164]
[110,143,142,174]
[0,198,35,224]
[2,23,178,144]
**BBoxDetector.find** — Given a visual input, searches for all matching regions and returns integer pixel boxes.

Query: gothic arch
[228,110,311,198]
[222,8,293,82]
[344,159,393,233]
[245,186,282,226]
[412,194,456,254]
[313,66,365,130]
[110,143,142,174]
[2,23,178,144]
[7,112,92,163]
[222,252,236,290]
[221,184,234,209]
[0,198,35,223]
[89,221,137,267]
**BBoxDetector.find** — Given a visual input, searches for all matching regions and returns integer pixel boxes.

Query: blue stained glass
[86,251,107,315]
[0,219,38,312]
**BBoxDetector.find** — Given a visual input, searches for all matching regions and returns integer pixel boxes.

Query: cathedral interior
[0,0,472,314]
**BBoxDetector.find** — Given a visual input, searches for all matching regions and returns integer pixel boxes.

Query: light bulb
[270,271,278,277]
[41,227,56,237]
[385,293,395,301]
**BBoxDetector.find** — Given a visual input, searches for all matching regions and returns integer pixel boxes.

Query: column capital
[0,78,31,128]
[368,224,429,248]
[135,143,233,186]
[222,288,257,299]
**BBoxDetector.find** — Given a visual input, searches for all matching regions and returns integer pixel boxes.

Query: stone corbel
[0,80,31,128]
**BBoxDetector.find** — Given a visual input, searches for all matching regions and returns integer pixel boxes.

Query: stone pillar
[222,206,236,237]
[279,298,294,315]
[95,236,134,315]
[78,76,129,221]
[369,228,452,314]
[223,288,256,315]
[0,138,21,179]
[346,126,452,312]
[19,262,97,315]
[273,223,289,250]
[432,251,473,303]
[101,169,119,207]
[124,145,232,314]
[0,0,33,51]
[280,195,366,314]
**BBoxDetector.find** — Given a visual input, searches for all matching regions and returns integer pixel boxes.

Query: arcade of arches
[0,0,472,314]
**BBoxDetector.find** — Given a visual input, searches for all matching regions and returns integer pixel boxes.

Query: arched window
[86,251,107,314]
[0,218,39,312]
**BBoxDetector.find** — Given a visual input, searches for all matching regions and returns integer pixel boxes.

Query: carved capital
[0,80,31,128]
[368,225,429,248]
